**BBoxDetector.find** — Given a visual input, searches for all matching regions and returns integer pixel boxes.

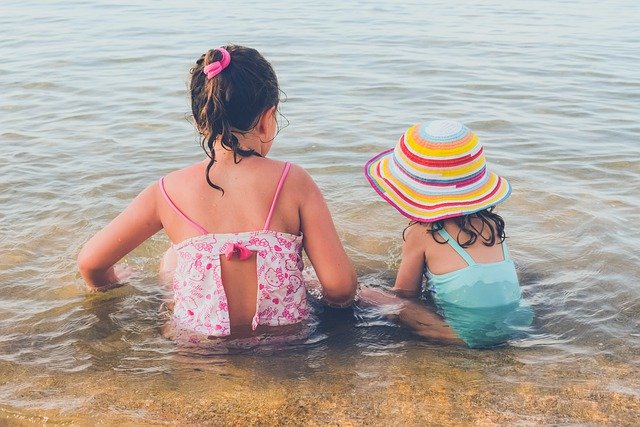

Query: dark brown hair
[189,45,280,192]
[404,207,506,248]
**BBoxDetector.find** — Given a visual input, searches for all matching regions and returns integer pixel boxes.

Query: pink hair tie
[203,47,231,79]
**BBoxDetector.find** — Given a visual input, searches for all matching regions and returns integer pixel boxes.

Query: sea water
[1,0,639,424]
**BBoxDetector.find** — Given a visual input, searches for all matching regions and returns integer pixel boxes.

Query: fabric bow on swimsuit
[158,162,309,338]
[224,242,253,261]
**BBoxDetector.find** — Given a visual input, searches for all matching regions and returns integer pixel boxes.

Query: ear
[256,106,277,137]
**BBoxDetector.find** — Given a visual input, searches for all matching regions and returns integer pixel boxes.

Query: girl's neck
[213,133,266,162]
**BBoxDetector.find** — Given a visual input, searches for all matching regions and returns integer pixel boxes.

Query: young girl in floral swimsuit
[78,45,357,344]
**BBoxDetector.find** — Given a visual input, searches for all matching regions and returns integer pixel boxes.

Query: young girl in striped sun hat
[360,120,532,348]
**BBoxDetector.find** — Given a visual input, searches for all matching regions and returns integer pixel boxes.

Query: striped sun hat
[364,120,511,222]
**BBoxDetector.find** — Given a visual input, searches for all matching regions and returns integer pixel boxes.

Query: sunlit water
[1,0,639,424]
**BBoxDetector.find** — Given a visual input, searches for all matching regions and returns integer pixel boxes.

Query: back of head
[189,45,280,191]
[430,208,507,248]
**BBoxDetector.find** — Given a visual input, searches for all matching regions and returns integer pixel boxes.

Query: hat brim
[364,148,512,222]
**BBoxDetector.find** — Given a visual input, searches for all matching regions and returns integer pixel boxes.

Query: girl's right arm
[358,287,463,345]
[296,167,357,306]
[392,223,426,296]
[359,223,464,345]
[77,183,163,290]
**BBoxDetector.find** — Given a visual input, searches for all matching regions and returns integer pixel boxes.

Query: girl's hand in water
[358,286,464,345]
[86,264,135,292]
[77,182,163,291]
[302,270,358,308]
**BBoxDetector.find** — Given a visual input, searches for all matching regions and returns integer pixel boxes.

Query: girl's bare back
[160,156,315,329]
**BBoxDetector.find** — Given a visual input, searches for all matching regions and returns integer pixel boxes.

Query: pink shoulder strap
[158,177,209,235]
[263,162,291,230]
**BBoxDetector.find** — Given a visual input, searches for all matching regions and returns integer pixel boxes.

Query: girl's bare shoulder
[274,162,316,194]
[163,161,206,181]
[401,222,430,253]
[154,162,208,206]
[404,221,430,240]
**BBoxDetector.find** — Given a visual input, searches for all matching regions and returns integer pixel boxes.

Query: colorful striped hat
[364,120,511,222]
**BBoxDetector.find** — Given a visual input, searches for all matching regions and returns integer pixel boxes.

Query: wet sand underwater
[2,336,639,425]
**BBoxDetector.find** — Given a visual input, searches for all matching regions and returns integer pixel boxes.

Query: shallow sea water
[1,0,639,424]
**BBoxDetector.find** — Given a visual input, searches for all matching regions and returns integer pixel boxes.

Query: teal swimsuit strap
[501,239,511,261]
[437,228,512,264]
[435,228,476,266]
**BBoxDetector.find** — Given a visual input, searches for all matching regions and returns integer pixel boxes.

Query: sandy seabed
[1,350,638,426]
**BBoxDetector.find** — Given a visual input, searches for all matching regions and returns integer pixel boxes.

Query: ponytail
[189,45,280,193]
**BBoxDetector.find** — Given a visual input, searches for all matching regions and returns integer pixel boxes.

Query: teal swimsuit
[426,229,533,348]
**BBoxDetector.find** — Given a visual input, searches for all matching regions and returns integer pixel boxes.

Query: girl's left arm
[77,183,163,290]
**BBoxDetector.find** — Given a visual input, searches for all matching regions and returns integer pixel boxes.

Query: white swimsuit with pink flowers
[159,162,309,339]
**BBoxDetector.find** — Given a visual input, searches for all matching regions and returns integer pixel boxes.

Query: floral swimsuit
[159,162,309,341]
